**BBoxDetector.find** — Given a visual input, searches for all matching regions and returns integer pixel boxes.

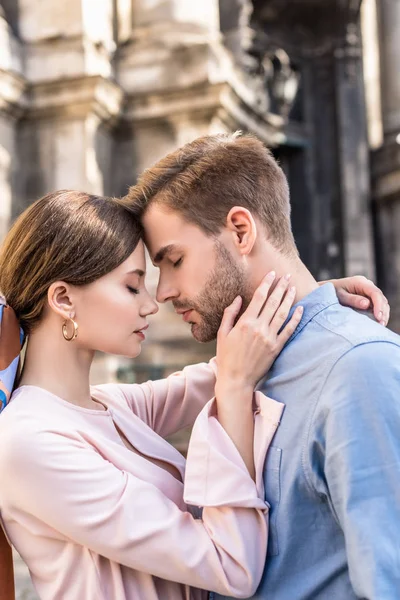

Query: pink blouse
[0,361,283,599]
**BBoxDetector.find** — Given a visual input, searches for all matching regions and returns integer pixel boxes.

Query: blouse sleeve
[0,392,283,598]
[94,359,217,438]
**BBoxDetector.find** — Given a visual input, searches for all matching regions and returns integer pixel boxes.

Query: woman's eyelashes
[126,285,140,295]
[173,258,183,268]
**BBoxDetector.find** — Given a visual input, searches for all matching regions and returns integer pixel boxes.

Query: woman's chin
[97,342,142,360]
[117,346,142,359]
[124,342,142,359]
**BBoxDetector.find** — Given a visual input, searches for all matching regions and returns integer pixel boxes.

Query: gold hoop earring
[62,317,78,341]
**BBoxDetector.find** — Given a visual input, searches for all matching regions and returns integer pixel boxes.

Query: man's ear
[47,282,75,320]
[226,206,257,255]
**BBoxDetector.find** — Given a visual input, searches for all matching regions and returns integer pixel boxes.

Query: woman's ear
[226,206,257,255]
[47,282,75,320]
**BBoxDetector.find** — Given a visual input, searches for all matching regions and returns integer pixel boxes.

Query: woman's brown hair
[0,190,143,334]
[0,190,142,597]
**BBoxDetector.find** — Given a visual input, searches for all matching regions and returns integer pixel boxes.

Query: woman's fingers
[268,285,297,335]
[276,305,304,347]
[381,297,390,327]
[217,296,243,339]
[258,274,291,323]
[240,271,276,319]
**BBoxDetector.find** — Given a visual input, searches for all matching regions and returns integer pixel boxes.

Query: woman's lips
[134,324,149,340]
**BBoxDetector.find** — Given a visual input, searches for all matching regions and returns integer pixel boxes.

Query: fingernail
[378,311,383,320]
[297,306,304,313]
[380,320,386,326]
[290,286,296,294]
[284,273,291,281]
[361,299,369,308]
[267,271,276,279]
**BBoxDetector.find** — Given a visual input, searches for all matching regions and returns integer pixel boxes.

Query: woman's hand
[321,276,390,326]
[213,271,303,480]
[216,271,303,394]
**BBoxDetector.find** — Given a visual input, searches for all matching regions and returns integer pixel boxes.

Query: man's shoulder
[314,319,400,417]
[312,303,400,351]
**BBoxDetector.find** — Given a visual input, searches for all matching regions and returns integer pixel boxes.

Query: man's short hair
[124,132,298,255]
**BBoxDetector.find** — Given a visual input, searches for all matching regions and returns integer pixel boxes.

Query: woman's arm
[0,274,298,597]
[321,275,390,325]
[214,272,302,479]
[94,274,300,443]
[94,358,217,439]
[1,397,281,597]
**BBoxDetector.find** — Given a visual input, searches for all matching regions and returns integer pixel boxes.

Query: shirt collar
[283,282,339,346]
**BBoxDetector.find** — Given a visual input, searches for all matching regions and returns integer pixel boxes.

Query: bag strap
[0,525,15,600]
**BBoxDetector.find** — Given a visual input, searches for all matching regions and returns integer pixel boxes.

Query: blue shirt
[216,283,400,600]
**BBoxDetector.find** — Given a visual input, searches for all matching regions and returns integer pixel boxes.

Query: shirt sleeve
[0,392,283,598]
[312,341,400,599]
[94,359,217,438]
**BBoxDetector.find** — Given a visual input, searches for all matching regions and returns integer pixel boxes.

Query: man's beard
[174,242,251,343]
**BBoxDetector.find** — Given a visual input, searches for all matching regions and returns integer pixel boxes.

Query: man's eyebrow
[153,244,178,264]
[126,269,145,277]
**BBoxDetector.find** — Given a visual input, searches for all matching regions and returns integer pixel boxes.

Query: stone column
[112,0,223,368]
[334,21,375,279]
[0,8,25,240]
[371,0,400,332]
[131,0,219,32]
[117,0,221,94]
[376,0,400,138]
[11,0,123,213]
[17,0,115,82]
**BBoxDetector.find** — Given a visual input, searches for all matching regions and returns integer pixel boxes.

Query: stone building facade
[0,0,399,375]
[0,1,399,597]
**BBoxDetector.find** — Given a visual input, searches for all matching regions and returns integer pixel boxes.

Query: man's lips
[175,309,193,322]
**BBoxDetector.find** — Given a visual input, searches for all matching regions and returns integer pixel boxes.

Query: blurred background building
[1,0,400,372]
[0,1,399,596]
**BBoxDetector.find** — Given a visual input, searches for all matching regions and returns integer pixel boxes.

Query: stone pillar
[17,0,115,82]
[376,0,400,138]
[0,9,25,239]
[10,0,123,214]
[371,0,400,332]
[110,0,223,368]
[117,0,221,95]
[131,0,219,32]
[334,22,375,279]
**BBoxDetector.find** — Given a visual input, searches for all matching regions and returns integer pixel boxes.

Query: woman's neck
[19,323,97,410]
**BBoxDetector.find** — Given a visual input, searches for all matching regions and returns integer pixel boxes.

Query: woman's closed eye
[126,285,139,295]
[173,258,183,268]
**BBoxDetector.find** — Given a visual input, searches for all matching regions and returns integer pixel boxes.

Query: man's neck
[251,253,319,305]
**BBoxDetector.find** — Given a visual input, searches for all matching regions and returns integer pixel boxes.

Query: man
[124,132,399,599]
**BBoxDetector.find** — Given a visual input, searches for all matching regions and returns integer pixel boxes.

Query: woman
[0,191,388,600]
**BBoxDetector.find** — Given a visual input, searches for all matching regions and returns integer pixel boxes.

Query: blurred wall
[0,0,399,364]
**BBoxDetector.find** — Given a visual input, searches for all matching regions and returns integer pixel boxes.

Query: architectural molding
[0,68,28,119]
[24,75,124,124]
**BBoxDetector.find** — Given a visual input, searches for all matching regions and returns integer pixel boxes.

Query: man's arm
[315,342,400,598]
